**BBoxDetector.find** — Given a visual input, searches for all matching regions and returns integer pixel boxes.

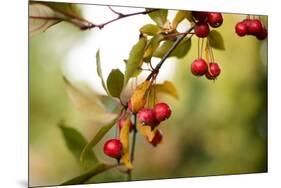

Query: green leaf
[80,119,117,162]
[143,34,164,62]
[172,10,193,28]
[63,77,117,124]
[61,163,115,185]
[96,50,108,94]
[140,24,162,36]
[106,69,124,98]
[147,9,168,27]
[29,3,62,36]
[153,81,179,99]
[124,37,147,84]
[153,37,192,58]
[59,123,98,168]
[208,30,225,50]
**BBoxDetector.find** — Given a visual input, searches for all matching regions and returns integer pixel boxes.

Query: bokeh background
[29,3,267,187]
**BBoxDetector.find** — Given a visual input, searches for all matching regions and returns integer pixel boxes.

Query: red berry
[191,58,208,76]
[103,139,122,159]
[256,26,267,40]
[137,108,156,125]
[205,63,221,80]
[192,11,208,22]
[118,117,133,132]
[207,12,223,28]
[248,19,263,35]
[235,21,248,37]
[195,22,210,38]
[150,130,163,147]
[154,103,172,122]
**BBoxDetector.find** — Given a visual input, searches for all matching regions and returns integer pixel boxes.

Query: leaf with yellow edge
[137,123,157,142]
[130,81,152,113]
[119,119,133,169]
[153,81,179,99]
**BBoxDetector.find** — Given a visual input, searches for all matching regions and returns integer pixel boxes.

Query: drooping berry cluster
[137,102,171,146]
[235,17,267,40]
[138,103,171,128]
[191,58,221,80]
[192,11,223,38]
[103,100,172,159]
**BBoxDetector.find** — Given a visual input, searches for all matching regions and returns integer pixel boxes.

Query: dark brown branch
[95,9,159,29]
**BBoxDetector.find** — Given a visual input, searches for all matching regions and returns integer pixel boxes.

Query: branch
[94,9,159,29]
[146,26,195,81]
[30,5,159,31]
[108,6,124,17]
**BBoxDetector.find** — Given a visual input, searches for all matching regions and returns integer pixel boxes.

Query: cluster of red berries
[191,58,221,80]
[235,18,267,40]
[192,11,223,38]
[137,102,172,146]
[103,102,171,159]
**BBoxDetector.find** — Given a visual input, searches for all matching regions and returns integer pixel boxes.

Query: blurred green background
[29,6,267,187]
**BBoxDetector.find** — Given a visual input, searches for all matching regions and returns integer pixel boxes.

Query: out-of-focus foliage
[29,4,267,187]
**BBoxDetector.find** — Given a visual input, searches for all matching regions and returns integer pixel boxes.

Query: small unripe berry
[248,19,262,35]
[192,11,208,22]
[195,22,210,38]
[235,21,248,37]
[154,103,172,122]
[137,108,156,125]
[191,58,208,76]
[103,139,122,159]
[207,12,223,28]
[256,26,267,40]
[205,63,221,80]
[150,130,163,147]
[118,117,133,132]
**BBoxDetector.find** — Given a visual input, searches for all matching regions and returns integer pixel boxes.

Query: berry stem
[146,26,195,81]
[197,38,200,59]
[200,38,205,58]
[127,113,138,181]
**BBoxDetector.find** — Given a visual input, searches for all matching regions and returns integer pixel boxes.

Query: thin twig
[108,6,124,16]
[95,9,159,29]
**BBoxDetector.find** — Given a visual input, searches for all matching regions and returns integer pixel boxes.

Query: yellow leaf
[137,123,157,142]
[130,81,152,113]
[153,81,179,99]
[119,119,133,169]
